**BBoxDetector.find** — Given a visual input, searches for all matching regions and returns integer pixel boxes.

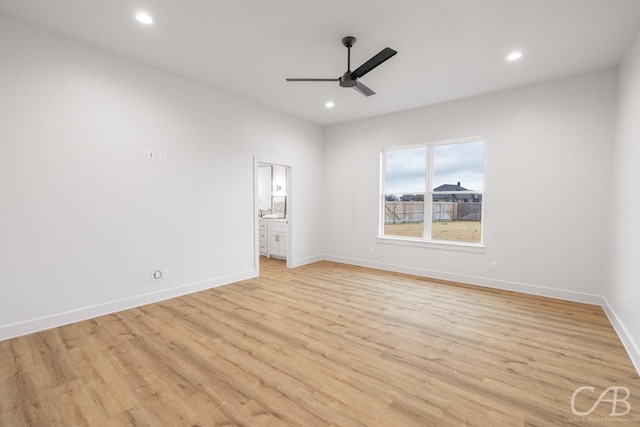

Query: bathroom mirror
[258,164,287,218]
[258,166,272,211]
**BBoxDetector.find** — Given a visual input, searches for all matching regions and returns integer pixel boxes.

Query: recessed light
[136,12,153,25]
[507,51,523,61]
[325,101,335,108]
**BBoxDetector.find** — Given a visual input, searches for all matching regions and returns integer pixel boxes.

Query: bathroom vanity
[259,219,288,259]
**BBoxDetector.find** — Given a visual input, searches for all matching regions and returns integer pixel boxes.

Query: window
[382,138,485,244]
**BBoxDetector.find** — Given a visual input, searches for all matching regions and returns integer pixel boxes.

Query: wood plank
[0,257,639,426]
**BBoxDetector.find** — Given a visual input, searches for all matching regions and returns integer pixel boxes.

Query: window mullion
[379,151,386,237]
[424,145,433,241]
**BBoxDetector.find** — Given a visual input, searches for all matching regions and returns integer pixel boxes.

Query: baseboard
[601,298,640,376]
[291,254,325,268]
[323,254,604,305]
[0,269,257,342]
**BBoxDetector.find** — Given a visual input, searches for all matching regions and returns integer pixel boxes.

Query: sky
[384,140,484,194]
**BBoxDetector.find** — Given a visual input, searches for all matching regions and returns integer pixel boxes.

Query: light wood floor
[1,258,639,426]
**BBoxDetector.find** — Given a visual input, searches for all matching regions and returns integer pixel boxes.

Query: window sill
[377,236,486,253]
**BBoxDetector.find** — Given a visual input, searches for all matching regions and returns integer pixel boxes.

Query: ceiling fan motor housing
[339,72,357,88]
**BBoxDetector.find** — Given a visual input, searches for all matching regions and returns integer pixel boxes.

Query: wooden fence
[385,202,482,224]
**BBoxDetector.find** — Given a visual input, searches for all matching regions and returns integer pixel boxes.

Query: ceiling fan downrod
[340,36,357,88]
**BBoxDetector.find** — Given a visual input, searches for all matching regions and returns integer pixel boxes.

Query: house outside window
[381,138,485,244]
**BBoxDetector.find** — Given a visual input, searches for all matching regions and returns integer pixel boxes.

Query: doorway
[255,160,292,274]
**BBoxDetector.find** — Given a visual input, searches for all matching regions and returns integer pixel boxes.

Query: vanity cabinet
[259,219,287,259]
[258,221,268,255]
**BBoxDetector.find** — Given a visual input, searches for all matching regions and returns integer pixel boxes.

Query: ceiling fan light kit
[286,36,397,97]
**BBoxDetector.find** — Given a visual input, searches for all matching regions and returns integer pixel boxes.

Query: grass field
[385,221,481,243]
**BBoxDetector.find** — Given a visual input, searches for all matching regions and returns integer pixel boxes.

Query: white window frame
[379,136,486,252]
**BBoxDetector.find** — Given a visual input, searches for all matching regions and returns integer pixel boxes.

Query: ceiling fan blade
[350,47,397,79]
[353,80,376,97]
[286,78,339,82]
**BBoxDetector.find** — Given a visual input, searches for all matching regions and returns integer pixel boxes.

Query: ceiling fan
[286,36,397,97]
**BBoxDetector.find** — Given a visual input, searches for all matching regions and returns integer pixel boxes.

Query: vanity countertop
[260,216,286,221]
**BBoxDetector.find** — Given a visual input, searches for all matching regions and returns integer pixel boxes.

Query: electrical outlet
[159,151,166,161]
[369,247,374,254]
[163,269,170,279]
[490,262,497,271]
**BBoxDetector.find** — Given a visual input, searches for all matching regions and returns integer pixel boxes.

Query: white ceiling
[2,0,640,126]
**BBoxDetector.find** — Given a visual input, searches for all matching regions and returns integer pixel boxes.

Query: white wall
[0,15,324,339]
[323,70,617,302]
[605,29,640,371]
